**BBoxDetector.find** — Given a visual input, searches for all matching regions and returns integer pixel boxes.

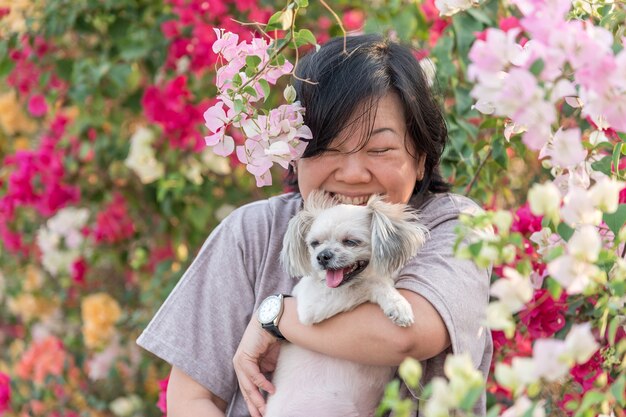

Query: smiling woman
[137,34,492,417]
[297,93,424,205]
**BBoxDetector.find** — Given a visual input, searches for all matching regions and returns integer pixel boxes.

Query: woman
[137,34,492,417]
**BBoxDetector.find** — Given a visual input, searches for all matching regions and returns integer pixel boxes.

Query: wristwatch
[257,294,292,340]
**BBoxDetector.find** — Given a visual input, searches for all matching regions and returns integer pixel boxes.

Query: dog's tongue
[326,269,345,288]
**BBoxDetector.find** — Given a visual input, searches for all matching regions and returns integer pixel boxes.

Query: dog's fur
[264,190,428,417]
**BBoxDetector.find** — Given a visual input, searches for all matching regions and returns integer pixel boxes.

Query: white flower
[110,394,142,417]
[202,148,232,175]
[48,207,89,235]
[420,58,437,87]
[125,126,165,184]
[529,227,561,256]
[532,339,569,381]
[546,128,587,168]
[490,267,534,313]
[527,182,561,221]
[568,225,601,263]
[485,301,516,337]
[547,255,600,294]
[495,357,537,395]
[434,0,479,16]
[501,397,546,417]
[589,177,625,213]
[283,85,297,103]
[563,322,600,365]
[561,186,603,227]
[423,378,454,417]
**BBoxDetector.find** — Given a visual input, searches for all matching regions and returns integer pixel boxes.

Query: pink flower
[342,9,365,32]
[94,194,135,244]
[27,94,48,117]
[16,336,67,384]
[157,376,169,415]
[0,372,10,415]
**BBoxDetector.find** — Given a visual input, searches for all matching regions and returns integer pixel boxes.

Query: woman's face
[297,93,425,205]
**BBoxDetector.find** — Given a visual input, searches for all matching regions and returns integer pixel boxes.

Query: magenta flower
[0,372,10,415]
[27,94,48,117]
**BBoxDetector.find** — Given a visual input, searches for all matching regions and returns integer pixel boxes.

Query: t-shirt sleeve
[395,215,491,367]
[136,210,261,403]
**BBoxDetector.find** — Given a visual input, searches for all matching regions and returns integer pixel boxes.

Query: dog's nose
[317,249,334,267]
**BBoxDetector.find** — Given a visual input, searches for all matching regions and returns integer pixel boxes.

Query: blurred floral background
[0,0,625,416]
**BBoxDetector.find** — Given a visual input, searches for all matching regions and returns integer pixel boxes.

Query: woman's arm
[233,289,451,416]
[280,289,450,365]
[167,366,228,417]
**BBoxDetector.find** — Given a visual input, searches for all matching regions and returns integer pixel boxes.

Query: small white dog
[264,190,428,417]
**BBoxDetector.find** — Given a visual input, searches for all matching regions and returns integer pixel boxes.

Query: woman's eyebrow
[371,127,398,136]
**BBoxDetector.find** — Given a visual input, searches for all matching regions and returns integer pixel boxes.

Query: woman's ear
[416,153,427,181]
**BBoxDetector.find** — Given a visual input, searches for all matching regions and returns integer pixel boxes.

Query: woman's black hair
[285,34,450,195]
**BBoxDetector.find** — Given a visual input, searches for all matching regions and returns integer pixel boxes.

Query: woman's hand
[233,317,281,417]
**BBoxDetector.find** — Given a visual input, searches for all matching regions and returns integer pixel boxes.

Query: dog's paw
[384,299,414,327]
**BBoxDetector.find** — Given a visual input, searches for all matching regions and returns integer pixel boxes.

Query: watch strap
[261,294,292,341]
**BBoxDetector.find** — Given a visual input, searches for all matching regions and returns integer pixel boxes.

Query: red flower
[570,350,603,392]
[94,194,135,244]
[519,289,567,339]
[71,258,88,285]
[511,204,543,235]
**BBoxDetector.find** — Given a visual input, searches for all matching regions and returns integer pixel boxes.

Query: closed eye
[368,148,392,155]
[343,239,361,247]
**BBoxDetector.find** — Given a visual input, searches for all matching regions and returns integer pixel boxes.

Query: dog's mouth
[325,260,369,288]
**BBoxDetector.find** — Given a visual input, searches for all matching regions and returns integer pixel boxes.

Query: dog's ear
[367,195,429,276]
[280,207,316,277]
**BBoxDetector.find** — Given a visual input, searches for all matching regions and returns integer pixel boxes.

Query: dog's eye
[310,240,320,248]
[343,239,360,247]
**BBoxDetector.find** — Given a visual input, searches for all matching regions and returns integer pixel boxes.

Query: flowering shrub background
[0,0,625,417]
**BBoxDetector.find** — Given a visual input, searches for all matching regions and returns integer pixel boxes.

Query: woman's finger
[238,372,266,417]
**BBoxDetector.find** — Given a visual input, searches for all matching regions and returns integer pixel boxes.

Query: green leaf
[574,391,605,417]
[613,142,624,175]
[266,11,284,31]
[459,386,484,411]
[466,8,494,25]
[468,241,484,257]
[486,405,502,417]
[295,0,309,6]
[610,374,626,405]
[603,204,626,236]
[557,222,575,241]
[529,59,545,76]
[492,137,508,169]
[245,55,262,70]
[608,315,621,345]
[258,79,270,101]
[546,277,563,299]
[295,29,317,47]
[591,155,613,176]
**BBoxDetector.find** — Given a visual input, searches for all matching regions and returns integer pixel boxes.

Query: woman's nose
[334,155,372,184]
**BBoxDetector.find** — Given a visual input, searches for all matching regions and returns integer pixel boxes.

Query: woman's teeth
[333,194,370,205]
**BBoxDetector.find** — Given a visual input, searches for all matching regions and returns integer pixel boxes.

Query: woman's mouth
[330,193,372,205]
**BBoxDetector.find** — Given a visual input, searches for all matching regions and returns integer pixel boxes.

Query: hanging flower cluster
[203,28,313,186]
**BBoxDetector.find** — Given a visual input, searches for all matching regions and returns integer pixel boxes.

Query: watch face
[258,296,281,324]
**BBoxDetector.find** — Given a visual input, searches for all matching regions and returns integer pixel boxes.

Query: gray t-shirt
[137,192,492,416]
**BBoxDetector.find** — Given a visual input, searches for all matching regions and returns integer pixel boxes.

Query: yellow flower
[81,293,122,349]
[0,91,37,135]
[8,293,59,323]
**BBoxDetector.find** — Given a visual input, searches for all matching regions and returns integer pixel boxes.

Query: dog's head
[281,190,428,288]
